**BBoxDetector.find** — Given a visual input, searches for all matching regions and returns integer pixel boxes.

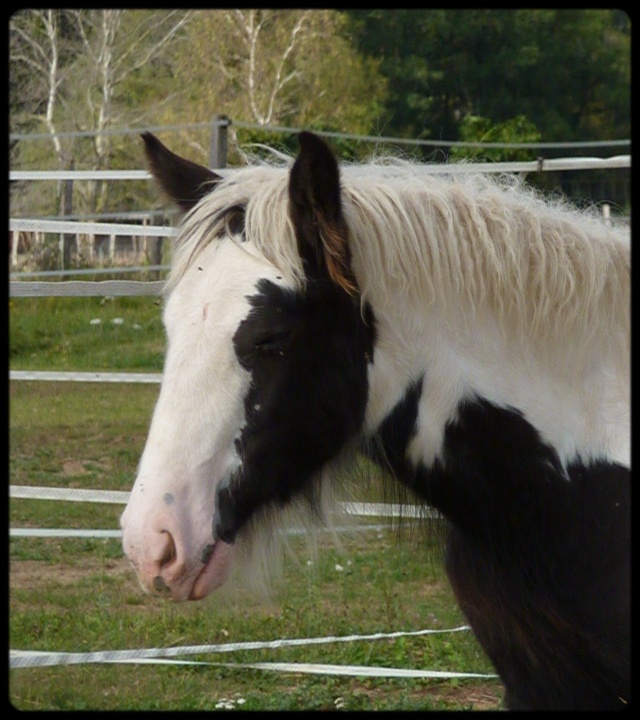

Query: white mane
[168,158,630,360]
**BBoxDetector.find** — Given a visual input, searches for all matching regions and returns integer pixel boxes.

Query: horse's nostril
[159,530,177,568]
[153,575,171,595]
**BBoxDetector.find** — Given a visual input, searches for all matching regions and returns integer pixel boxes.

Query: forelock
[165,165,305,296]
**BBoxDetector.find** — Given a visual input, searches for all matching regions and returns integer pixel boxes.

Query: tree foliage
[449,114,541,162]
[152,10,388,163]
[10,9,191,216]
[9,9,630,223]
[344,9,630,153]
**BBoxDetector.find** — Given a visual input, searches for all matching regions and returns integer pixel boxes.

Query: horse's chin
[188,538,236,601]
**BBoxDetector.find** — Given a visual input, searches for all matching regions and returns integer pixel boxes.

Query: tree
[344,10,630,151]
[10,10,82,268]
[10,10,80,149]
[63,10,192,214]
[153,10,387,163]
[10,11,77,175]
[10,9,191,217]
[10,10,193,271]
[449,114,541,162]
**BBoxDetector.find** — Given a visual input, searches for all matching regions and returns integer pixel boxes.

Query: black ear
[141,132,220,213]
[288,132,357,296]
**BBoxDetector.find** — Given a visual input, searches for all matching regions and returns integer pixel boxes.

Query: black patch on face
[214,278,376,541]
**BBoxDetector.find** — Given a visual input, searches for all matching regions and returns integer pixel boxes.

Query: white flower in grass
[215,698,234,709]
[214,695,245,709]
[111,317,124,325]
[90,318,101,325]
[334,564,344,572]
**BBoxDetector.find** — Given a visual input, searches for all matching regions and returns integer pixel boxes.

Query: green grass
[10,522,502,710]
[9,296,166,371]
[9,297,505,710]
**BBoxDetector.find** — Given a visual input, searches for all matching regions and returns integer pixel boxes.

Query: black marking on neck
[367,378,423,479]
[369,392,629,709]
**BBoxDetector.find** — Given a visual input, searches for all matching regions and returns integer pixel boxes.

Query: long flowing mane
[168,159,629,360]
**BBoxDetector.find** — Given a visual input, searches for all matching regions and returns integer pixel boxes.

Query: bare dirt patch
[62,460,90,475]
[341,679,504,710]
[427,682,504,710]
[9,557,133,591]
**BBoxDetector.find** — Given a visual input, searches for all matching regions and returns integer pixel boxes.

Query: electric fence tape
[10,626,497,679]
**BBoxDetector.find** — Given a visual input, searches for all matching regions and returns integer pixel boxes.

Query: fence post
[209,114,229,169]
[10,230,19,268]
[150,212,164,279]
[61,159,75,272]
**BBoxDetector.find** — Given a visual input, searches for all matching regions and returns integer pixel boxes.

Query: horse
[120,130,630,710]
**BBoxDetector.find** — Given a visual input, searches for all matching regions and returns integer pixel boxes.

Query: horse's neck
[364,299,629,472]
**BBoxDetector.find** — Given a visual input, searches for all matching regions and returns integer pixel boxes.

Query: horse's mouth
[189,538,236,601]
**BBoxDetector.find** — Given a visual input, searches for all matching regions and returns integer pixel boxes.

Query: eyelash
[254,330,291,354]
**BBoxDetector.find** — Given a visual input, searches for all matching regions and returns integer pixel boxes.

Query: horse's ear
[289,132,357,296]
[141,132,220,213]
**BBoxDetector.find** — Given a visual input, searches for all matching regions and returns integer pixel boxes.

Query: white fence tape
[10,370,162,383]
[10,170,152,181]
[9,154,630,181]
[10,280,165,297]
[11,656,496,680]
[11,626,500,681]
[9,485,433,520]
[10,485,472,681]
[9,525,400,540]
[10,528,122,539]
[184,661,496,680]
[10,485,129,503]
[9,485,437,538]
[9,217,175,237]
[11,265,170,279]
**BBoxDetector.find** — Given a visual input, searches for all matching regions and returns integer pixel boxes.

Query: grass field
[9,297,504,710]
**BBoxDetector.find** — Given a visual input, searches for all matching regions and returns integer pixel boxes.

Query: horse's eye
[254,330,291,354]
